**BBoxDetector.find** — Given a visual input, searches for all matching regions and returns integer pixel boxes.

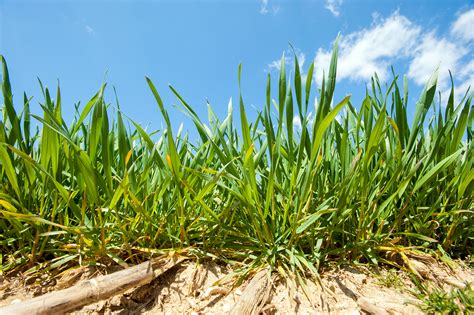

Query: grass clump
[375,269,405,289]
[414,283,474,314]
[0,37,472,279]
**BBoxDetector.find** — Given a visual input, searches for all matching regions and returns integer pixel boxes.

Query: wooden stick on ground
[229,268,273,315]
[0,257,185,315]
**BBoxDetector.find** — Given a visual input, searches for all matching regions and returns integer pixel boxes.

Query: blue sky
[1,0,473,133]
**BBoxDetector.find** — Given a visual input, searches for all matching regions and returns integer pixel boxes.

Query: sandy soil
[1,255,472,314]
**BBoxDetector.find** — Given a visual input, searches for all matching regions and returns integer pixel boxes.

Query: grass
[0,37,473,282]
[414,282,474,313]
[375,269,405,289]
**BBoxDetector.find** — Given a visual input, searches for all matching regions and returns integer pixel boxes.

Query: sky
[1,0,473,134]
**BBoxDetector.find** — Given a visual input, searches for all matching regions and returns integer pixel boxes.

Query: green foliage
[0,37,472,277]
[375,269,405,289]
[415,283,474,314]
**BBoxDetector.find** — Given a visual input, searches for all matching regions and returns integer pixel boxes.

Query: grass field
[0,38,472,283]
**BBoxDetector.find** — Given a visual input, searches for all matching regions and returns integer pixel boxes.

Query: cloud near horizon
[315,12,420,83]
[312,9,474,96]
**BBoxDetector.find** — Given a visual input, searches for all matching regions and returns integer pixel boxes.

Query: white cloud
[293,112,314,130]
[293,115,302,129]
[260,0,269,14]
[85,25,94,34]
[314,12,420,83]
[259,9,473,105]
[455,76,474,101]
[313,49,331,84]
[448,59,474,101]
[312,10,473,99]
[267,58,284,71]
[407,9,473,96]
[267,49,306,72]
[450,9,474,42]
[259,0,280,15]
[459,59,474,79]
[335,109,346,123]
[407,33,466,90]
[325,0,343,17]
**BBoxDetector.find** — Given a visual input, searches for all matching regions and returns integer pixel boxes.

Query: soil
[1,256,472,314]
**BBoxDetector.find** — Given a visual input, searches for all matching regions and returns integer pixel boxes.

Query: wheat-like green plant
[0,37,472,277]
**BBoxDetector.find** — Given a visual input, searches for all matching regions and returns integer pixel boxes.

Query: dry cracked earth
[1,254,472,314]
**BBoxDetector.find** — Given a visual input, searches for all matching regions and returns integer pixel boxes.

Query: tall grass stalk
[0,39,472,276]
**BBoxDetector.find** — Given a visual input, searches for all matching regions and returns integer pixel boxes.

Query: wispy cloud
[407,9,473,93]
[259,0,280,15]
[407,33,465,90]
[259,0,269,14]
[455,59,474,99]
[85,25,94,34]
[293,115,302,129]
[267,49,306,72]
[314,12,420,83]
[324,0,343,17]
[313,9,474,97]
[450,9,474,42]
[293,112,314,131]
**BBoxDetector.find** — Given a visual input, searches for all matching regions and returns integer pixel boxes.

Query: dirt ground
[1,255,472,314]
